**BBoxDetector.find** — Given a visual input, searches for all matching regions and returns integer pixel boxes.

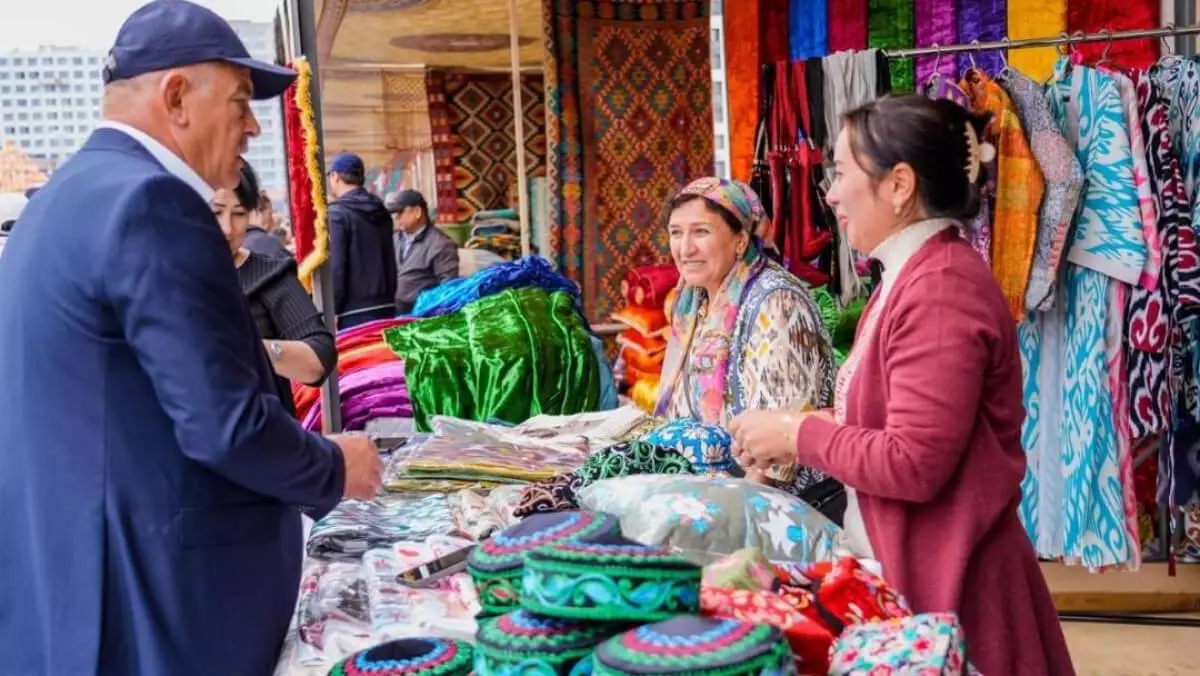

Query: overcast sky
[0,0,278,52]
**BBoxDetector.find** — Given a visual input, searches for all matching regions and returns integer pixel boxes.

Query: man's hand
[330,433,384,500]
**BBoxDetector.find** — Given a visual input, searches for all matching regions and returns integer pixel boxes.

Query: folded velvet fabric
[301,361,411,432]
[411,256,580,318]
[386,287,601,431]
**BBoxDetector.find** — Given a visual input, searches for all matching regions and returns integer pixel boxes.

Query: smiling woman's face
[210,187,249,256]
[667,198,746,292]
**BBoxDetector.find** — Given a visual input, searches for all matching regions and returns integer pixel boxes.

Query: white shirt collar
[870,218,957,290]
[403,224,427,242]
[97,121,214,203]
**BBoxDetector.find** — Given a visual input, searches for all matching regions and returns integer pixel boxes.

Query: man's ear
[159,70,191,127]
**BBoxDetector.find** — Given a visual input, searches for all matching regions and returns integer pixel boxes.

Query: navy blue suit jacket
[0,129,346,675]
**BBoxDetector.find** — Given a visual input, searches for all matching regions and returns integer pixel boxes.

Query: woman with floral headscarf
[655,177,837,498]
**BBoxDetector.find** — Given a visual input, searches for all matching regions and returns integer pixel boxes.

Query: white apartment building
[0,48,105,170]
[229,20,288,211]
[0,24,286,207]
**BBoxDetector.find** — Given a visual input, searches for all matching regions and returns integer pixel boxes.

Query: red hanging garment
[1066,0,1159,70]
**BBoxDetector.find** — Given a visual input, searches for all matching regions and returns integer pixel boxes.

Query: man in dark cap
[387,188,459,314]
[0,1,383,674]
[326,152,398,328]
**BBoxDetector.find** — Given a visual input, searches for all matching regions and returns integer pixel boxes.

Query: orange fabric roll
[725,0,761,182]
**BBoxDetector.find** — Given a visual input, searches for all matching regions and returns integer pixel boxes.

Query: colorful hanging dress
[1018,58,1147,569]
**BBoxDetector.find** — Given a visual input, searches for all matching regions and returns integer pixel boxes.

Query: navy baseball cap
[329,153,365,177]
[385,189,428,213]
[103,0,297,100]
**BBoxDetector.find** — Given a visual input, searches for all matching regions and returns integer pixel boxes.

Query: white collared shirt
[400,224,427,259]
[97,121,215,203]
[870,218,958,296]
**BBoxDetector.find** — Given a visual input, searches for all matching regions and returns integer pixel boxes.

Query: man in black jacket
[326,152,397,329]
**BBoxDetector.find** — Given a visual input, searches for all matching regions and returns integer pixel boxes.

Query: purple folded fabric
[302,362,411,432]
[336,318,409,343]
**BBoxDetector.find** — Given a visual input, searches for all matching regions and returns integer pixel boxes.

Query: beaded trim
[475,610,628,676]
[520,540,701,622]
[468,511,622,615]
[592,617,794,676]
[329,637,474,676]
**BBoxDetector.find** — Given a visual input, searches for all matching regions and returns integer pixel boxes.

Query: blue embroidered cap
[103,0,297,100]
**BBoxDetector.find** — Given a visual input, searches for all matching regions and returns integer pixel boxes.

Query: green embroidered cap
[591,616,795,676]
[468,510,622,616]
[520,536,701,622]
[327,637,474,676]
[474,608,629,676]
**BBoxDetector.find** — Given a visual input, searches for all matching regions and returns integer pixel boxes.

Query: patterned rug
[426,70,459,223]
[544,0,713,322]
[432,73,547,223]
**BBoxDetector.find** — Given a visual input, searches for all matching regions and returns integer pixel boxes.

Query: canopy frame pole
[507,0,532,258]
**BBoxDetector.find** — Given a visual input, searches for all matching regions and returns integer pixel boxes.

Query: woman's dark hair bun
[234,160,262,213]
[840,94,992,221]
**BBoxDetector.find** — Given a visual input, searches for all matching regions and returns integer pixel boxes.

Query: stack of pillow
[612,264,679,411]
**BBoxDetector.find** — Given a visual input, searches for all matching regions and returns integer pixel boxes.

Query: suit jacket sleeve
[104,176,345,516]
[327,204,349,314]
[431,236,460,282]
[795,269,994,503]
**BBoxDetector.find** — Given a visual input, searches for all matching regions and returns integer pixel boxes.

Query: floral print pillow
[577,475,840,564]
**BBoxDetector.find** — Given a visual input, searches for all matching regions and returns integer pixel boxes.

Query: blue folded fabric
[411,256,581,319]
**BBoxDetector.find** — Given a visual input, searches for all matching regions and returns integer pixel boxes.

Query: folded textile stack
[386,287,601,431]
[382,433,590,492]
[465,232,521,260]
[306,493,457,561]
[293,317,413,428]
[411,256,579,319]
[300,361,412,433]
[612,264,678,410]
[362,537,480,640]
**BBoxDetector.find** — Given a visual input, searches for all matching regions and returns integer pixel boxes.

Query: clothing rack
[884,23,1200,58]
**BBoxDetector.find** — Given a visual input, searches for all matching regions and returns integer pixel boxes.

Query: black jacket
[243,226,291,259]
[328,188,397,316]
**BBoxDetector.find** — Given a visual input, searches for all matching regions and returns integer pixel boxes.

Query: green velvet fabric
[385,287,600,431]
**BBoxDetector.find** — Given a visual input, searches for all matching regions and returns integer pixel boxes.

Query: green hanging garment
[868,0,914,92]
[385,287,600,431]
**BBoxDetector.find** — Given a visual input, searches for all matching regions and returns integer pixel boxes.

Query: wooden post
[507,0,532,258]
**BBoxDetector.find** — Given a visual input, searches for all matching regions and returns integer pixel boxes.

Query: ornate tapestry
[544,0,714,322]
[437,72,547,223]
[427,70,460,223]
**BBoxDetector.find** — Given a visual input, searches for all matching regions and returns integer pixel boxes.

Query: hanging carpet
[544,0,714,323]
[440,72,548,223]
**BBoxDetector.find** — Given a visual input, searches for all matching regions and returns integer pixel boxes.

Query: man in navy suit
[0,2,384,674]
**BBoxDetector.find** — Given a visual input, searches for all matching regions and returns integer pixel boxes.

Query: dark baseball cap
[329,153,365,177]
[385,189,428,214]
[102,0,297,100]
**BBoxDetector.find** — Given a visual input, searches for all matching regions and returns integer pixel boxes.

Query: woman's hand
[729,409,806,471]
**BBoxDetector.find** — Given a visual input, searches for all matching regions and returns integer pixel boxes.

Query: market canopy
[312,0,543,164]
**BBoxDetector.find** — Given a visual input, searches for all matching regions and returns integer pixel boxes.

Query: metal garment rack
[884,23,1200,58]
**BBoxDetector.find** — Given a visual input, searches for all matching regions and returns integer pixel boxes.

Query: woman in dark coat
[211,161,336,415]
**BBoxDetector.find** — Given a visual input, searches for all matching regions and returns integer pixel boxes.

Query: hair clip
[963,124,996,184]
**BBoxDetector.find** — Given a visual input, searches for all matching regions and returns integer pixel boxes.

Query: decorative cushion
[521,536,702,622]
[828,613,969,676]
[474,609,627,676]
[640,418,734,472]
[616,328,667,357]
[621,264,679,309]
[700,586,834,674]
[621,346,666,374]
[773,557,911,633]
[576,475,841,565]
[328,637,474,676]
[467,510,622,616]
[590,615,795,676]
[611,306,668,338]
[701,547,780,592]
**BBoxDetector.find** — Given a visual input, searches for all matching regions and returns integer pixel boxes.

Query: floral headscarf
[654,178,771,424]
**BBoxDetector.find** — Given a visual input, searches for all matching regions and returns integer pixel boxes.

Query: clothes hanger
[968,40,981,72]
[1160,23,1177,61]
[923,44,944,92]
[1096,28,1114,68]
[996,37,1012,80]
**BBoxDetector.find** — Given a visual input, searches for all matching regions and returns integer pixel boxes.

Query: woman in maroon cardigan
[731,95,1074,675]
